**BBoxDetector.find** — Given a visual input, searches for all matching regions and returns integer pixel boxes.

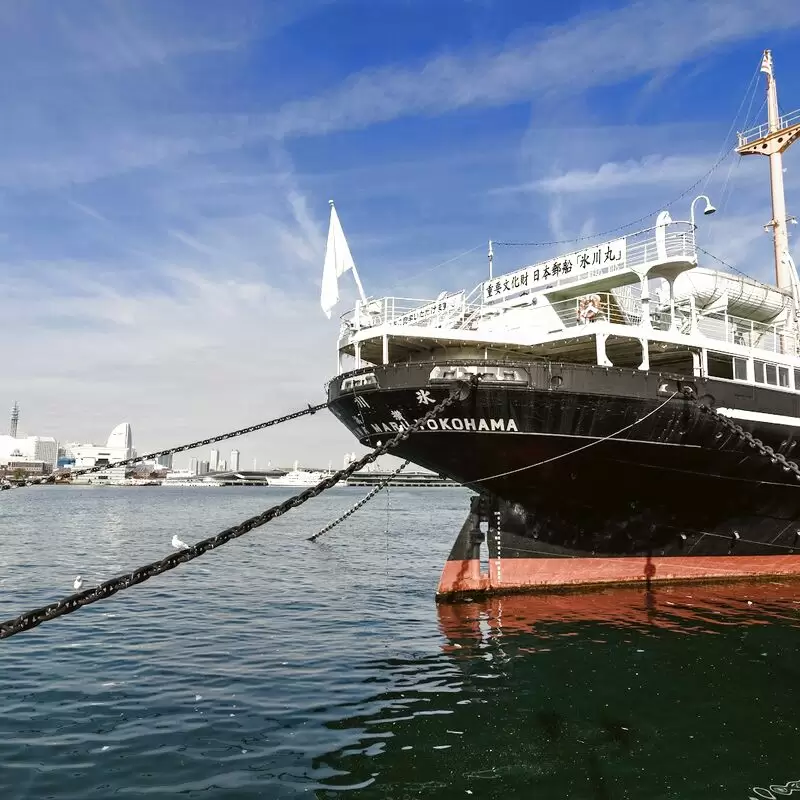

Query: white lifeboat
[672,267,791,322]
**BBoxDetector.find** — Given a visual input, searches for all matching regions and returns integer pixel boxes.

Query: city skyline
[0,399,332,472]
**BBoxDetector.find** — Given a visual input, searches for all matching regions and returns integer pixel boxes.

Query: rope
[386,243,485,292]
[463,391,678,485]
[0,387,467,640]
[695,245,758,280]
[23,403,328,487]
[308,460,410,542]
[703,58,762,195]
[493,153,733,248]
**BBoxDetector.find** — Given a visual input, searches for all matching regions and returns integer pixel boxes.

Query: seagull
[73,575,83,591]
[171,534,189,550]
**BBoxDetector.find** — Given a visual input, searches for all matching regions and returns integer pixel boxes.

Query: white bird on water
[73,576,83,591]
[171,534,189,550]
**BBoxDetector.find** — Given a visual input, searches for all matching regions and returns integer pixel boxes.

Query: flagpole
[351,264,367,304]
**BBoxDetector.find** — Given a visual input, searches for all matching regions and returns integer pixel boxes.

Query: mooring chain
[0,385,467,640]
[682,386,800,479]
[22,403,328,486]
[308,460,410,542]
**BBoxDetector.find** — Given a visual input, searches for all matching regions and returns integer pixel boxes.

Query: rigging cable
[493,152,733,248]
[495,57,766,250]
[462,391,678,485]
[703,56,762,196]
[387,243,485,292]
[308,460,410,542]
[695,245,757,280]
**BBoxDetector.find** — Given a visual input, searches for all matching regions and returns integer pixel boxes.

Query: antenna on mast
[736,49,800,292]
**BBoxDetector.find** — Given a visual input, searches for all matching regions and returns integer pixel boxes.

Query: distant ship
[323,49,800,597]
[268,462,336,487]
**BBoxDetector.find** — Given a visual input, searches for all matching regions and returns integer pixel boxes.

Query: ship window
[779,366,790,388]
[766,363,778,385]
[707,352,733,380]
[733,357,747,381]
[754,360,766,384]
[795,369,800,390]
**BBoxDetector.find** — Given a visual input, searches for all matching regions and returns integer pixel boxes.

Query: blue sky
[2,0,800,468]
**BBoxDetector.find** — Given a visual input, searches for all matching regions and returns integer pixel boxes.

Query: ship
[268,462,336,487]
[323,49,800,597]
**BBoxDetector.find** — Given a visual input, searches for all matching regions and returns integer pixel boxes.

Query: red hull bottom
[437,555,800,598]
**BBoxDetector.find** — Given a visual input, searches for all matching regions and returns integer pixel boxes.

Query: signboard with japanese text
[482,237,627,303]
[394,291,465,327]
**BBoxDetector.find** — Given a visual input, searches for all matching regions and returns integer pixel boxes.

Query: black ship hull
[327,361,800,595]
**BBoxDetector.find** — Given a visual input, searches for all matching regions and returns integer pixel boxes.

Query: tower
[10,401,19,438]
[209,448,220,471]
[230,449,240,471]
[736,50,800,291]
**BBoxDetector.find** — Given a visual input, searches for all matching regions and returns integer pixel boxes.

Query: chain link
[0,386,467,640]
[308,460,410,542]
[21,403,328,487]
[682,387,800,479]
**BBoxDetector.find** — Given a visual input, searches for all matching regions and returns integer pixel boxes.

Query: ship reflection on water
[315,581,800,798]
[436,580,800,643]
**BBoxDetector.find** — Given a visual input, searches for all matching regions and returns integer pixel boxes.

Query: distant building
[219,460,227,472]
[189,457,199,475]
[31,437,58,468]
[209,449,220,471]
[67,423,134,469]
[198,460,210,475]
[71,466,126,485]
[1,459,48,477]
[0,434,58,472]
[156,453,173,470]
[230,449,240,471]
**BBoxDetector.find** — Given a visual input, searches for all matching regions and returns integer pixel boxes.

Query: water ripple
[2,487,800,798]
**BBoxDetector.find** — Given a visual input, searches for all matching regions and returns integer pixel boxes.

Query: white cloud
[507,155,716,195]
[0,163,363,469]
[269,0,800,139]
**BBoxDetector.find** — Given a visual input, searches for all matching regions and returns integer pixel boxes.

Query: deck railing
[340,292,481,333]
[737,108,800,148]
[340,287,796,356]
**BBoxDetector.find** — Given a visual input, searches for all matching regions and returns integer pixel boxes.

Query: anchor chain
[23,403,328,486]
[0,385,467,640]
[308,460,410,542]
[683,387,800,479]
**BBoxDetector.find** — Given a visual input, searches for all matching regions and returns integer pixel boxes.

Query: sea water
[1,486,799,798]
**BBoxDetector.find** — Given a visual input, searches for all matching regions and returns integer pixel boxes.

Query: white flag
[321,203,356,318]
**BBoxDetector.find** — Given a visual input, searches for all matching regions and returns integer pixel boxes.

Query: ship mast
[736,50,800,292]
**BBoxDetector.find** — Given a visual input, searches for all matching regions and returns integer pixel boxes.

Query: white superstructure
[331,50,800,398]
